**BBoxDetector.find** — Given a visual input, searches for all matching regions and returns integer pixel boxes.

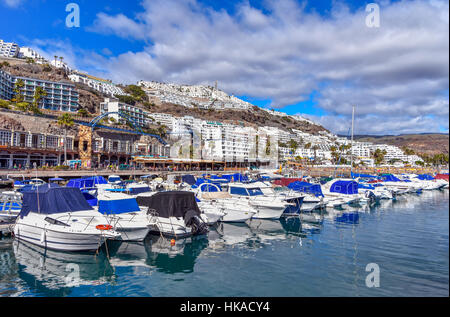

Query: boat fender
[40,230,46,245]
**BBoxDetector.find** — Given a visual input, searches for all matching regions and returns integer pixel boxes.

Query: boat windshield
[247,188,264,196]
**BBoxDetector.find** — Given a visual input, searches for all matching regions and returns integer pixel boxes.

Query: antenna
[34,162,40,214]
[350,105,355,176]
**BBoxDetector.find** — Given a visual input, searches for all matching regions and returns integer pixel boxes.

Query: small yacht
[194,183,256,223]
[13,185,121,252]
[0,190,22,222]
[96,191,153,242]
[321,179,365,205]
[225,183,287,219]
[136,191,209,238]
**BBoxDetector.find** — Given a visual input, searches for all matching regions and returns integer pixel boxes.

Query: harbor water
[0,189,448,297]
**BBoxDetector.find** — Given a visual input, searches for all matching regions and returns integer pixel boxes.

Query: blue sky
[0,0,448,135]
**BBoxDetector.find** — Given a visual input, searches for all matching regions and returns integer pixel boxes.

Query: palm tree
[32,86,47,113]
[57,113,74,165]
[13,79,25,103]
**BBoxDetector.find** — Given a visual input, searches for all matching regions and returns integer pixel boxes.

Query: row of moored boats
[0,171,448,252]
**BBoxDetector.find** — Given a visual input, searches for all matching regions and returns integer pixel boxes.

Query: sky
[0,0,448,136]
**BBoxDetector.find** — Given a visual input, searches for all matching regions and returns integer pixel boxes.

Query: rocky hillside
[0,59,107,114]
[1,58,329,135]
[354,133,449,155]
[148,102,328,134]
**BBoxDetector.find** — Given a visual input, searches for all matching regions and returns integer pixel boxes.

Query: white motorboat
[195,183,256,223]
[225,183,287,219]
[96,191,153,241]
[0,190,22,222]
[321,179,364,206]
[13,185,121,252]
[136,191,209,238]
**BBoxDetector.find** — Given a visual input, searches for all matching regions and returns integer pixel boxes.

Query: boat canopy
[128,185,151,194]
[287,181,324,197]
[358,183,375,190]
[351,172,376,179]
[380,174,402,182]
[108,175,121,183]
[182,175,196,185]
[49,177,65,182]
[98,197,141,215]
[435,174,449,181]
[198,183,221,192]
[136,191,201,219]
[19,185,93,218]
[82,176,108,185]
[273,178,303,187]
[416,174,435,180]
[66,178,96,189]
[330,180,359,195]
[222,173,249,182]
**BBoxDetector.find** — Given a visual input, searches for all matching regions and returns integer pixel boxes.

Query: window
[83,141,88,151]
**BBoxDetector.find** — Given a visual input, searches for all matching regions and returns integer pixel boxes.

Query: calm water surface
[0,189,448,297]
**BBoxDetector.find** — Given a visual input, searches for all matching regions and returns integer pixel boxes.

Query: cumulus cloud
[82,0,448,135]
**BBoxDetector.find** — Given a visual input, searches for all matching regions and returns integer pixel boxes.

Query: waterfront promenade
[0,166,441,180]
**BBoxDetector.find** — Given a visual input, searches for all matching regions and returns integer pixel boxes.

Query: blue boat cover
[358,183,375,190]
[20,185,93,218]
[222,173,249,182]
[82,192,98,207]
[66,178,95,189]
[182,175,196,185]
[129,186,151,194]
[380,174,402,182]
[108,176,122,183]
[416,174,434,180]
[198,183,220,192]
[98,197,140,214]
[351,172,376,179]
[330,181,359,195]
[287,181,324,197]
[84,176,108,185]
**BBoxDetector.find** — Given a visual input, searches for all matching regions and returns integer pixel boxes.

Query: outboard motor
[184,209,209,236]
[365,190,376,203]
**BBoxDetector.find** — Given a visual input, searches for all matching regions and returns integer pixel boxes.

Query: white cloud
[78,0,450,135]
[3,0,22,8]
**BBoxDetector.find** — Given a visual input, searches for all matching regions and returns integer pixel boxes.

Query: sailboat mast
[350,106,355,175]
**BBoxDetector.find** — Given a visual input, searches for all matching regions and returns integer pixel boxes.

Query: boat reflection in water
[12,239,116,296]
[144,235,209,274]
[280,216,322,235]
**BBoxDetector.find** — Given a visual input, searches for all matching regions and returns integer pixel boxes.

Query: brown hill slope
[1,59,328,135]
[354,134,449,155]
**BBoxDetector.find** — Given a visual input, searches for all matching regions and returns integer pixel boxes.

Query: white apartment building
[69,72,125,96]
[0,40,19,58]
[150,113,175,129]
[371,144,408,162]
[100,98,152,128]
[138,80,252,111]
[50,59,71,72]
[18,47,47,63]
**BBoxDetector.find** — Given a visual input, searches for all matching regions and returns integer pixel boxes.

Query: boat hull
[13,223,108,252]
